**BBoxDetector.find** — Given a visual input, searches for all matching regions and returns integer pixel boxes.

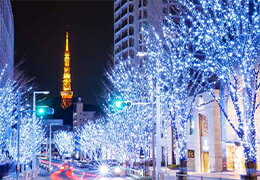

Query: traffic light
[113,100,132,110]
[36,106,54,117]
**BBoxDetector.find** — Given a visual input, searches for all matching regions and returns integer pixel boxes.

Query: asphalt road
[38,159,134,180]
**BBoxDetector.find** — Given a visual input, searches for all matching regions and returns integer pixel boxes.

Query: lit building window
[189,116,194,135]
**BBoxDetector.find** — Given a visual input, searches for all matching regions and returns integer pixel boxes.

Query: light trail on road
[39,159,98,180]
[50,170,64,180]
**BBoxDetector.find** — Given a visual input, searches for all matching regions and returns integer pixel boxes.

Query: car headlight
[99,164,109,176]
[114,167,121,174]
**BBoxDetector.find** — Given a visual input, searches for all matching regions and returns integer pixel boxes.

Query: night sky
[11,0,114,106]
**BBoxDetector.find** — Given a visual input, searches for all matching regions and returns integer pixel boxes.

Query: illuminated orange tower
[61,31,73,109]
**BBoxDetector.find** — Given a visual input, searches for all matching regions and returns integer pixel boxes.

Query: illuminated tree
[0,66,18,161]
[141,16,215,171]
[104,62,154,161]
[76,119,106,160]
[7,115,45,164]
[53,131,75,156]
[175,0,259,176]
[0,65,45,164]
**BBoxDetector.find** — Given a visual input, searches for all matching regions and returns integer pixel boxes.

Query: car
[76,161,91,168]
[96,160,124,176]
[63,156,72,163]
[58,163,73,172]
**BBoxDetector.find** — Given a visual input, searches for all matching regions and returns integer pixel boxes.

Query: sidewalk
[154,167,249,180]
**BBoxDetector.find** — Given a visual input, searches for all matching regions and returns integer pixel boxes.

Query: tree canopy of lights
[53,130,75,156]
[76,119,107,160]
[141,14,216,164]
[172,0,259,167]
[103,62,155,161]
[0,66,45,163]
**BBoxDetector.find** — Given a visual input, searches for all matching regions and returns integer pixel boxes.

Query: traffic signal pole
[32,91,49,177]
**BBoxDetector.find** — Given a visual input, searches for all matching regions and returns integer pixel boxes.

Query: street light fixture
[32,91,50,177]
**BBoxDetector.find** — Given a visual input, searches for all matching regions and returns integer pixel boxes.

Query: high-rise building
[61,31,73,109]
[114,0,178,64]
[114,0,179,167]
[0,0,14,84]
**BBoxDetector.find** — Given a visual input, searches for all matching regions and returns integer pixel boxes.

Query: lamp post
[32,91,49,175]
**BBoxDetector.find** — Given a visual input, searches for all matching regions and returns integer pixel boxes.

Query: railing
[126,168,145,178]
[3,170,39,180]
[2,175,14,180]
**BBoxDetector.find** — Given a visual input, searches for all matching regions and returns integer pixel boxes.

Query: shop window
[188,150,195,158]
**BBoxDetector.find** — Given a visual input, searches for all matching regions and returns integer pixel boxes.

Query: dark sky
[12,0,113,105]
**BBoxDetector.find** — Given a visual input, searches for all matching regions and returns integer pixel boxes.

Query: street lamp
[32,91,49,176]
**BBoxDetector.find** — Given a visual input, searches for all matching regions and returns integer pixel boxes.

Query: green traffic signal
[113,100,131,110]
[36,107,47,116]
[115,101,124,109]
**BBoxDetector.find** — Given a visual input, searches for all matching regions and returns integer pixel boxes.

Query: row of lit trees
[102,0,259,178]
[54,0,259,178]
[0,65,45,165]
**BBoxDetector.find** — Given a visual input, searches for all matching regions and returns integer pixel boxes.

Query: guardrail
[2,175,14,180]
[126,168,145,178]
[2,170,39,180]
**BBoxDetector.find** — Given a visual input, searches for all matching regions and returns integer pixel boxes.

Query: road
[38,159,134,180]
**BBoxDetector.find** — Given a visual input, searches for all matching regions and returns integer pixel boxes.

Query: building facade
[73,98,98,129]
[181,90,260,173]
[0,0,14,83]
[114,0,179,166]
[114,0,178,64]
